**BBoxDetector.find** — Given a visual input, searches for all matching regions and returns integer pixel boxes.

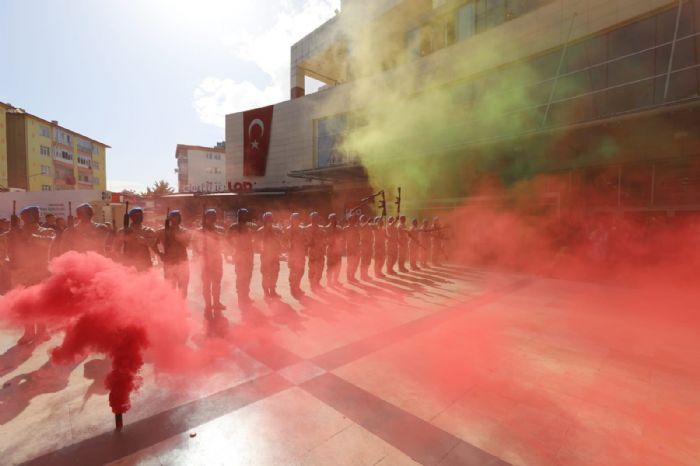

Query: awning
[288,164,368,182]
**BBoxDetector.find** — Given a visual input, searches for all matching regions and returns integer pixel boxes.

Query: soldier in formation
[306,212,325,292]
[325,213,343,288]
[1,201,448,325]
[155,210,191,298]
[228,208,256,306]
[196,208,226,317]
[258,212,283,299]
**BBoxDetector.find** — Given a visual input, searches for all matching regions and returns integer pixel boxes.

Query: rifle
[380,190,387,218]
[67,202,74,228]
[122,202,129,256]
[201,204,207,257]
[395,187,402,217]
[123,202,130,230]
[8,201,19,269]
[405,228,427,250]
[10,201,19,229]
[162,207,171,260]
[347,190,383,216]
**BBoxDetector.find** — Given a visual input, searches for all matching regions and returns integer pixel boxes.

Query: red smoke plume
[0,252,226,414]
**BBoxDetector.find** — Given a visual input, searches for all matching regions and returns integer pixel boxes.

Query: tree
[146,180,175,197]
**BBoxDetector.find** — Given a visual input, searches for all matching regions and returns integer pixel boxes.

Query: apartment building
[3,105,108,192]
[175,143,227,193]
[226,0,700,216]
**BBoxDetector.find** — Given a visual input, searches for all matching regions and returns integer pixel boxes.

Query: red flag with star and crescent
[243,105,274,176]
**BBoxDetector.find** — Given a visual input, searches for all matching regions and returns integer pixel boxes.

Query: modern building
[175,143,227,193]
[2,104,108,192]
[225,0,700,217]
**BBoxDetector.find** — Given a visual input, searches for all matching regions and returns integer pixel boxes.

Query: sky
[0,0,339,193]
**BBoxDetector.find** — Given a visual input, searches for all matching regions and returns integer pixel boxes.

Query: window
[40,145,50,156]
[456,3,476,41]
[39,125,50,138]
[93,176,100,184]
[77,139,93,153]
[41,185,52,191]
[77,156,91,167]
[79,174,91,183]
[41,165,51,175]
[92,160,100,169]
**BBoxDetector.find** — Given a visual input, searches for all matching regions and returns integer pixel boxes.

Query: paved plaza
[1,260,699,465]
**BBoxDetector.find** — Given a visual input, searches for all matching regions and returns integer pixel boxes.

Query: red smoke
[0,252,227,414]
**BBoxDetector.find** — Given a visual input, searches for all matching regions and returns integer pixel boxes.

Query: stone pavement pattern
[1,259,699,465]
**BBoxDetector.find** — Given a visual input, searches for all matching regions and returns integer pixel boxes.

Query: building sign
[243,105,274,176]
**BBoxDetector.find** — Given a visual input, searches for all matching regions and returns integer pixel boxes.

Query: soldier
[285,212,307,299]
[325,213,343,287]
[359,215,373,280]
[408,218,422,271]
[396,215,409,273]
[372,216,387,278]
[258,212,283,298]
[9,206,55,344]
[306,212,325,292]
[419,219,431,268]
[154,210,191,298]
[386,216,398,275]
[431,216,444,266]
[345,213,361,283]
[116,207,156,271]
[228,208,257,306]
[197,209,226,317]
[41,213,58,231]
[55,203,110,256]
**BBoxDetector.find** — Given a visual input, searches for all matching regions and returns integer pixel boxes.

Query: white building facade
[176,143,227,193]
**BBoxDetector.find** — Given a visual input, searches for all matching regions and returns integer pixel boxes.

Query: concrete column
[291,66,305,99]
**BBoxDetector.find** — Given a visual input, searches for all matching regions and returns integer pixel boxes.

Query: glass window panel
[678,0,698,37]
[475,0,488,33]
[608,17,654,59]
[607,50,655,87]
[486,0,506,28]
[656,8,677,45]
[666,68,700,100]
[655,43,672,74]
[607,80,654,114]
[672,35,700,70]
[456,3,476,41]
[554,69,594,100]
[528,50,560,80]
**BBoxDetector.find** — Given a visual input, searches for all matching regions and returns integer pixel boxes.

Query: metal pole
[617,165,622,209]
[542,12,578,126]
[664,0,685,101]
[650,162,656,206]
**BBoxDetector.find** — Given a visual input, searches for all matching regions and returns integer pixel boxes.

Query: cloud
[193,0,340,127]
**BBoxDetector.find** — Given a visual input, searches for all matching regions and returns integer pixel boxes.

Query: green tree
[146,180,175,197]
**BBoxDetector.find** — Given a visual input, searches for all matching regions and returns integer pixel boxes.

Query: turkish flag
[243,105,274,176]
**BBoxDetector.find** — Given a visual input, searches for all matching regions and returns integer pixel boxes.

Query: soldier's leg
[202,267,213,313]
[314,257,325,287]
[212,261,224,311]
[386,250,396,274]
[347,255,358,281]
[235,260,253,303]
[269,260,280,296]
[179,261,190,299]
[289,262,302,295]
